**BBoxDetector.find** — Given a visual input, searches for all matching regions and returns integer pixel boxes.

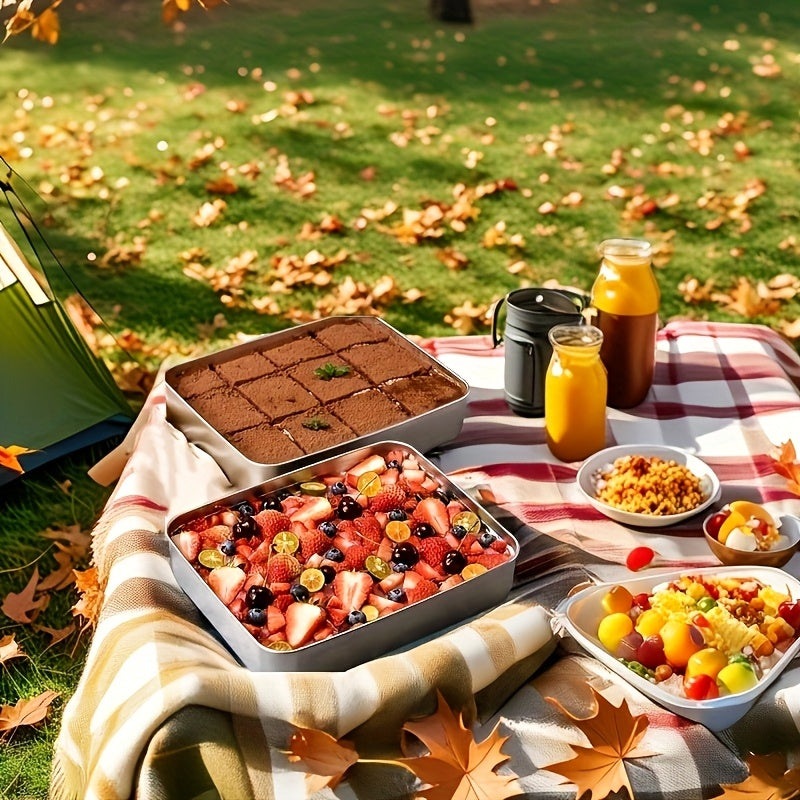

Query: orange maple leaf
[2,568,48,624]
[718,752,800,799]
[397,690,522,800]
[542,686,654,800]
[770,440,800,496]
[0,444,37,474]
[0,690,59,738]
[71,566,104,631]
[286,727,359,793]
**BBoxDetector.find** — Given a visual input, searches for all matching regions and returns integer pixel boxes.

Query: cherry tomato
[683,673,720,701]
[779,601,800,630]
[626,546,655,572]
[705,511,730,539]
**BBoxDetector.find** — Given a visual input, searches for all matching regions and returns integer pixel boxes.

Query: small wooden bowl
[703,513,800,568]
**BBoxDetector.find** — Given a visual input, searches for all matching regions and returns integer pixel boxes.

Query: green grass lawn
[1,0,800,795]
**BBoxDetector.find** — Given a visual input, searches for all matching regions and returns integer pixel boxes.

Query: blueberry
[386,460,401,470]
[320,565,337,583]
[324,547,344,563]
[443,550,467,574]
[337,496,362,520]
[450,524,467,540]
[347,610,367,625]
[220,539,236,557]
[290,583,310,602]
[387,587,407,603]
[478,532,496,548]
[318,520,337,537]
[233,516,258,539]
[388,509,407,521]
[246,585,274,609]
[261,496,283,512]
[330,481,348,496]
[392,542,419,567]
[392,563,409,573]
[414,522,435,539]
[246,607,266,626]
[234,500,255,517]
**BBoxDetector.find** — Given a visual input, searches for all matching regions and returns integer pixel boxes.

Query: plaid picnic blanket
[50,320,800,800]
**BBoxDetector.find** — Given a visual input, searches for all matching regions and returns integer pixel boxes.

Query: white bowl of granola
[576,444,721,528]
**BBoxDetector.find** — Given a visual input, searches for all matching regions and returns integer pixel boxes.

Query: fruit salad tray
[164,317,469,486]
[166,441,519,671]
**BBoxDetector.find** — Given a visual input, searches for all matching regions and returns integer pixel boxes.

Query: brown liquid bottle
[591,239,659,408]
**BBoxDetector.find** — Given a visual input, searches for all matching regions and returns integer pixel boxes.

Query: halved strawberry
[368,593,405,614]
[412,497,450,537]
[354,515,383,546]
[298,529,329,559]
[332,570,373,611]
[345,453,387,487]
[208,566,246,606]
[413,560,444,582]
[290,496,333,525]
[173,530,201,562]
[468,552,508,569]
[273,593,294,613]
[417,536,451,567]
[378,571,404,593]
[343,544,374,570]
[201,525,230,550]
[440,574,463,591]
[285,602,326,648]
[266,606,286,634]
[314,624,335,641]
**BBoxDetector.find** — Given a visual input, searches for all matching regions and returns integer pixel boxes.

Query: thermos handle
[491,295,506,348]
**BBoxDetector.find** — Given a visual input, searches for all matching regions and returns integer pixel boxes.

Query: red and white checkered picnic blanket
[51,320,800,800]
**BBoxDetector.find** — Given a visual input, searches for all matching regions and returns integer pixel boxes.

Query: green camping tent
[0,220,135,485]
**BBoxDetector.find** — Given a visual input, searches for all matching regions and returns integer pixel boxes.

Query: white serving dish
[559,565,800,730]
[576,444,721,528]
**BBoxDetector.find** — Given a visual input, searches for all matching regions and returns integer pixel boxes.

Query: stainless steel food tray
[166,441,518,672]
[164,317,469,486]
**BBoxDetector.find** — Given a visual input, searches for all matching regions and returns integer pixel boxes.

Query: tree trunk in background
[429,0,473,23]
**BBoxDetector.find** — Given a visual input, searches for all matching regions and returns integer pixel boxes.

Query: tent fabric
[0,221,134,485]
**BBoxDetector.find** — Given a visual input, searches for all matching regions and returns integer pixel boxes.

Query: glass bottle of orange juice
[545,324,607,462]
[591,238,660,408]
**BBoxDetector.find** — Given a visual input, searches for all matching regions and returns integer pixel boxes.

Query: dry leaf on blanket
[0,634,25,665]
[0,690,59,738]
[2,568,48,624]
[71,566,104,631]
[397,690,522,800]
[542,686,654,800]
[287,727,359,793]
[718,751,800,798]
[770,440,800,496]
[0,444,37,474]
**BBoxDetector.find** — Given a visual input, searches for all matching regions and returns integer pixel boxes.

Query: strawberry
[354,516,383,546]
[314,624,336,641]
[406,578,438,604]
[290,496,334,525]
[345,454,387,487]
[417,536,451,567]
[254,510,292,543]
[439,574,463,591]
[468,552,508,569]
[298,529,329,559]
[332,570,373,611]
[412,497,451,537]
[285,602,326,648]
[201,525,230,550]
[369,485,407,513]
[368,593,405,614]
[185,516,211,532]
[266,606,286,634]
[272,593,294,613]
[207,566,246,606]
[343,544,373,570]
[266,554,302,583]
[490,538,508,554]
[326,606,350,628]
[173,529,201,562]
[413,560,444,582]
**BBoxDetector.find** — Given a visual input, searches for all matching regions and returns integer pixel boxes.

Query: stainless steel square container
[166,441,519,672]
[164,317,469,486]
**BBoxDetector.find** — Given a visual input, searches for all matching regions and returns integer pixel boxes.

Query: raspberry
[354,516,383,546]
[417,537,451,567]
[266,554,302,583]
[343,544,374,570]
[369,485,408,512]
[406,579,438,604]
[254,510,293,544]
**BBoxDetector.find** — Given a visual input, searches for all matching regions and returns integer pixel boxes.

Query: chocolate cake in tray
[164,317,469,485]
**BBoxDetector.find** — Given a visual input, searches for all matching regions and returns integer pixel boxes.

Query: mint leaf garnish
[313,362,351,381]
[302,417,331,430]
